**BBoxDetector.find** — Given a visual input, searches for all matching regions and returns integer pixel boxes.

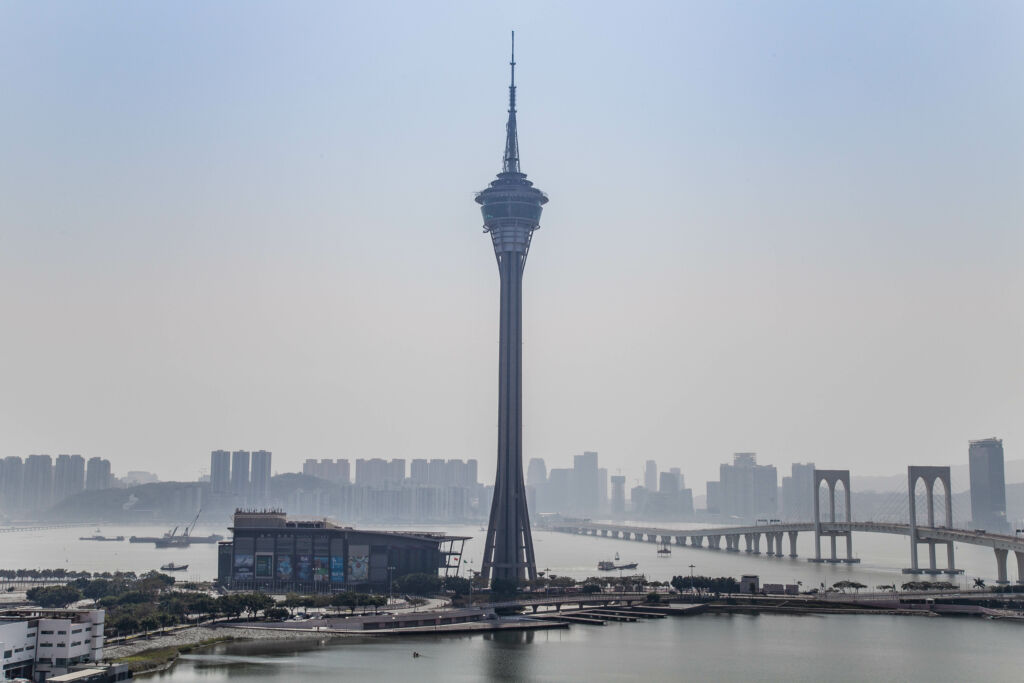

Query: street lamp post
[688,564,696,600]
[387,565,396,607]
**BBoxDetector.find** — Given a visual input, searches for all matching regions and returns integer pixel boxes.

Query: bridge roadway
[543,519,1024,582]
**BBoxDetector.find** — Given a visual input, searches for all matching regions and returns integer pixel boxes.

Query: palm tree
[973,578,986,589]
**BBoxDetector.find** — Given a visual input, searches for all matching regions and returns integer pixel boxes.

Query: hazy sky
[1,1,1022,489]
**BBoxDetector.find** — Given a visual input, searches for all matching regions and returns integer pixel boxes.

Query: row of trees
[669,575,740,594]
[1,569,139,583]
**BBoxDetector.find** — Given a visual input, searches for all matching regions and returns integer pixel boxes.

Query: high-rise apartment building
[230,450,250,497]
[969,438,1008,531]
[410,459,429,484]
[659,471,680,495]
[610,475,626,517]
[210,450,231,494]
[716,453,777,521]
[644,460,658,491]
[572,452,600,517]
[24,454,53,512]
[0,456,24,510]
[526,458,547,488]
[53,454,85,503]
[250,450,272,503]
[781,462,815,521]
[303,458,351,483]
[85,457,112,491]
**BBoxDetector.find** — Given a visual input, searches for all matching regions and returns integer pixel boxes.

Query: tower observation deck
[476,32,546,584]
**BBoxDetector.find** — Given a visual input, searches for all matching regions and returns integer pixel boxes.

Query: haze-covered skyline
[1,1,1021,487]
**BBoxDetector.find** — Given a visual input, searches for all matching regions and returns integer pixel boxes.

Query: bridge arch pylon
[905,466,961,576]
[810,469,859,564]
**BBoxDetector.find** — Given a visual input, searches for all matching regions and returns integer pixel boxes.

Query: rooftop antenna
[503,30,520,173]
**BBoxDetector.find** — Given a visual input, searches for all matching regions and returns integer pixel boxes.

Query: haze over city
[2,1,1021,489]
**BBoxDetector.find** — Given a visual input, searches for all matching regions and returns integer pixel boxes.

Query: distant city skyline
[1,2,1021,488]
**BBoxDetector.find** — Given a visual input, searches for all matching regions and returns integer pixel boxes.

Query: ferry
[79,534,125,542]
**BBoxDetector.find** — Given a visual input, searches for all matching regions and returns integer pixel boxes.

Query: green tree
[26,585,83,608]
[444,576,471,596]
[265,607,289,621]
[490,578,519,599]
[396,573,443,596]
[139,615,159,638]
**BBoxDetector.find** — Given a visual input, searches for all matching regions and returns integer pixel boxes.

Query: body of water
[153,614,1022,682]
[1,521,1015,589]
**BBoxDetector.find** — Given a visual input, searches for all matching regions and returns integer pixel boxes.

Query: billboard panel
[276,555,293,580]
[296,554,312,582]
[255,553,273,579]
[348,545,369,582]
[233,553,254,580]
[330,556,345,583]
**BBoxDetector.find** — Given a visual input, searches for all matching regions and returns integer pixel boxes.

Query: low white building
[0,609,104,681]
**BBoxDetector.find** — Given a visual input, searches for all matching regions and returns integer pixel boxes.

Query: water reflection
[482,630,536,681]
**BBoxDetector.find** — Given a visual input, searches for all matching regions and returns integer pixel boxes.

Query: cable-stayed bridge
[541,466,1024,584]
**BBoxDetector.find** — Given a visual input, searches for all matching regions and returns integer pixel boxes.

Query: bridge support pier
[1016,551,1024,584]
[707,535,720,550]
[675,535,685,546]
[765,533,775,556]
[726,534,740,552]
[995,548,1009,584]
[752,533,761,555]
[744,534,752,553]
[692,536,703,548]
[788,531,799,558]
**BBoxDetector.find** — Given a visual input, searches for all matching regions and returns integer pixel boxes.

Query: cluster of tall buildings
[528,453,696,520]
[210,450,272,504]
[0,454,112,514]
[293,457,483,522]
[528,452,606,517]
[630,460,695,520]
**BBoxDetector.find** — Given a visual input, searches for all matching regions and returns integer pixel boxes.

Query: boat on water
[130,533,223,544]
[598,560,639,571]
[131,509,224,547]
[657,541,671,556]
[159,563,188,572]
[79,534,125,542]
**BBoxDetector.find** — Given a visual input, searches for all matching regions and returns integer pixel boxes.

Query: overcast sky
[1,1,1021,489]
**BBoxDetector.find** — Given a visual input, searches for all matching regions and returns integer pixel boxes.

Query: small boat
[160,563,188,571]
[657,542,672,557]
[616,562,639,570]
[614,552,620,561]
[79,534,125,542]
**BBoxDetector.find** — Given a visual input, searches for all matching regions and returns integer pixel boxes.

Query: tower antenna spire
[503,30,520,173]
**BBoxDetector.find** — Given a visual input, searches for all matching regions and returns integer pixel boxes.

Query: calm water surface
[2,522,1017,588]
[152,614,1022,682]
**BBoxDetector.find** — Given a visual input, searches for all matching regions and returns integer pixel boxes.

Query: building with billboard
[217,510,467,593]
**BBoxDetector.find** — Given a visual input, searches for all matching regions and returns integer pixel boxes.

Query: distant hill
[851,459,1024,494]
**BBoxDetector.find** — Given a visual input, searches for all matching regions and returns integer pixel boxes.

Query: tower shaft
[481,251,537,582]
